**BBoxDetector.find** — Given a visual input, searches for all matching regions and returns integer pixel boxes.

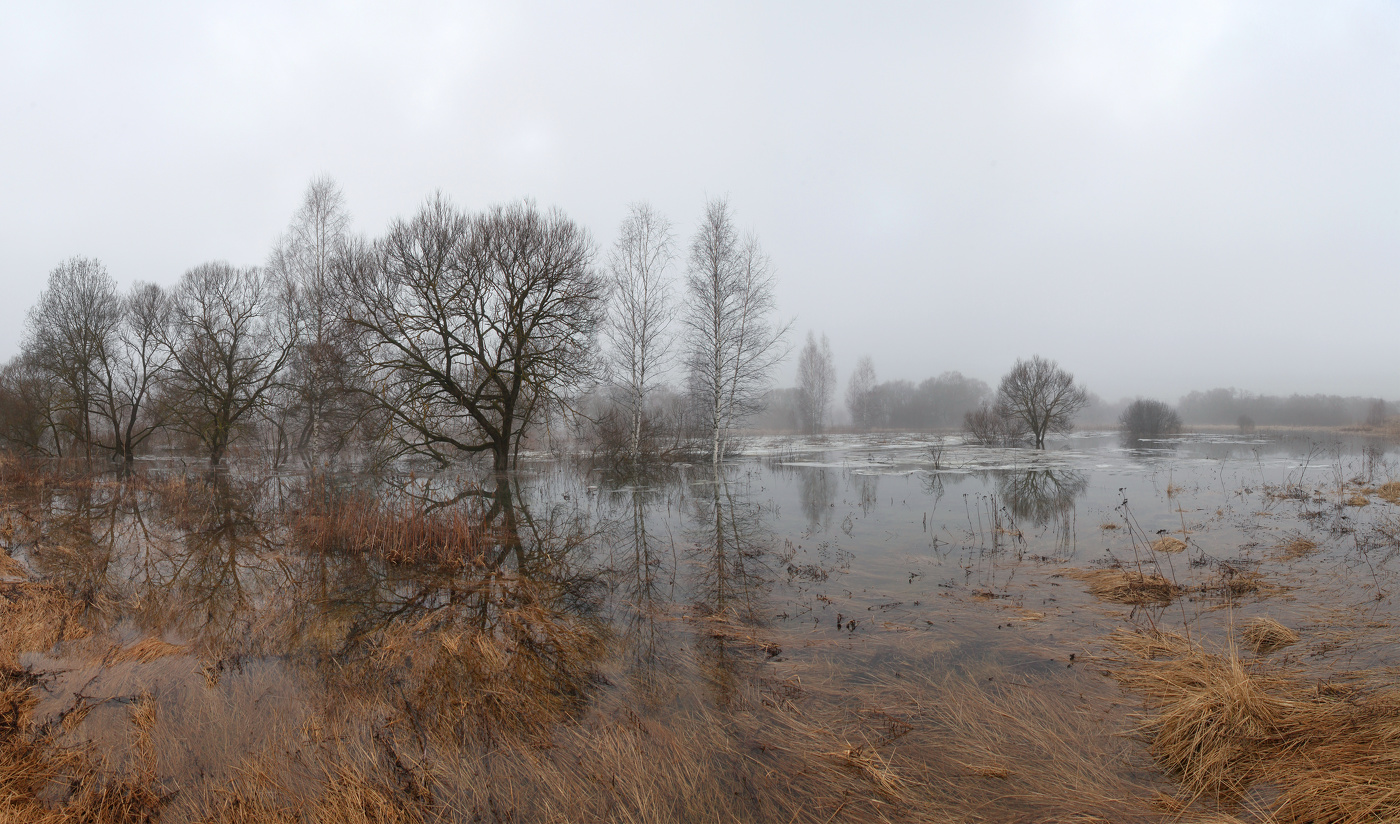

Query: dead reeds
[1150,536,1187,554]
[1109,627,1400,820]
[292,480,493,568]
[1063,568,1184,605]
[1241,617,1298,655]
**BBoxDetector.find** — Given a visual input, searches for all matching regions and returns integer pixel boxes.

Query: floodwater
[2,430,1398,821]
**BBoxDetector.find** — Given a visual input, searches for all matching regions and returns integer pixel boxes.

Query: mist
[3,1,1397,402]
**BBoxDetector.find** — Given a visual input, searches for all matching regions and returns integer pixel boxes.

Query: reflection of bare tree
[798,467,834,533]
[298,478,607,741]
[995,470,1087,529]
[143,475,285,656]
[689,469,772,706]
[856,473,880,515]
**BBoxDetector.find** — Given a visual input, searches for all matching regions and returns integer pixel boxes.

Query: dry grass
[1241,617,1298,655]
[1109,628,1400,820]
[1150,536,1187,554]
[292,480,493,569]
[1377,481,1400,505]
[1063,568,1184,605]
[1345,493,1370,507]
[1275,537,1317,561]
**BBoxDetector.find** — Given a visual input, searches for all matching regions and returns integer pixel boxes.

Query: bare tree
[90,282,174,463]
[0,353,61,454]
[963,401,1026,446]
[845,355,879,431]
[994,356,1089,449]
[24,257,123,458]
[161,263,299,465]
[605,202,676,465]
[266,175,359,462]
[795,331,835,434]
[682,198,789,465]
[347,196,605,471]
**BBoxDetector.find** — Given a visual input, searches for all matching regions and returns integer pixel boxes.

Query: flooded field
[2,430,1399,822]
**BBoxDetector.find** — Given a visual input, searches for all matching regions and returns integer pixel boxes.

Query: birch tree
[266,175,358,461]
[795,331,835,434]
[682,198,788,465]
[845,356,879,431]
[605,202,675,465]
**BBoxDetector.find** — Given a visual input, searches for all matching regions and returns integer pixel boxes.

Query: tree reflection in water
[994,469,1087,559]
[688,467,772,707]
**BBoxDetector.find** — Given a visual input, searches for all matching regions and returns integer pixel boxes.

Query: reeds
[1064,568,1184,604]
[1110,628,1400,820]
[292,479,493,568]
[1241,617,1298,655]
[1150,536,1187,554]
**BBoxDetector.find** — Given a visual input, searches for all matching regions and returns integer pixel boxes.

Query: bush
[1119,399,1182,438]
[963,402,1024,446]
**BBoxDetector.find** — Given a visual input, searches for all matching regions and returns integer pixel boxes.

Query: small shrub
[1119,399,1182,438]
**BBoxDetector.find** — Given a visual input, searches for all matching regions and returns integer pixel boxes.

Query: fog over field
[1,1,1396,401]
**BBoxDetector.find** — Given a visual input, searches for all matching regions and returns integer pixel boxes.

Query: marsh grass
[1063,568,1184,605]
[291,478,494,568]
[1109,627,1400,821]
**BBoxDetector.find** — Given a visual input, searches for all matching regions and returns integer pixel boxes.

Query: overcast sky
[2,1,1396,402]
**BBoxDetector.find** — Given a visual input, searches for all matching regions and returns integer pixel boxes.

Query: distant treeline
[1177,389,1390,428]
[757,371,991,431]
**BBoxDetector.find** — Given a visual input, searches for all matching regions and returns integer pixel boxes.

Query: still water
[4,430,1397,821]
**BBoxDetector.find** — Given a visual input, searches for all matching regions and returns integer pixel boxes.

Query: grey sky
[3,1,1396,402]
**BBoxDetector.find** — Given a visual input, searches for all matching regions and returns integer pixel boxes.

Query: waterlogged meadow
[1,431,1399,822]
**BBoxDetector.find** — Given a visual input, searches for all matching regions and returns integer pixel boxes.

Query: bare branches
[846,356,879,432]
[795,332,835,435]
[994,356,1089,450]
[348,196,605,470]
[161,263,300,465]
[682,198,789,464]
[605,203,676,465]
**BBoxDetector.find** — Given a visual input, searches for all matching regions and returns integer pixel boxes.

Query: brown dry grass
[1377,481,1400,505]
[1241,617,1298,655]
[292,480,493,568]
[1345,493,1370,507]
[1275,537,1317,561]
[1109,628,1400,821]
[1063,568,1184,605]
[1150,536,1187,554]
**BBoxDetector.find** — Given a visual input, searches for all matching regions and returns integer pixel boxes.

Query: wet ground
[2,429,1397,821]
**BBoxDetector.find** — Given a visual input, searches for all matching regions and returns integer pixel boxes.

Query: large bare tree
[347,196,605,471]
[682,198,789,465]
[994,356,1089,449]
[90,282,174,463]
[161,263,300,465]
[604,202,676,465]
[266,175,359,462]
[24,257,123,458]
[795,331,835,434]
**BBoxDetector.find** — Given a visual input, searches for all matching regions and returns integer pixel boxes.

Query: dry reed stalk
[1241,618,1298,655]
[1150,536,1187,554]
